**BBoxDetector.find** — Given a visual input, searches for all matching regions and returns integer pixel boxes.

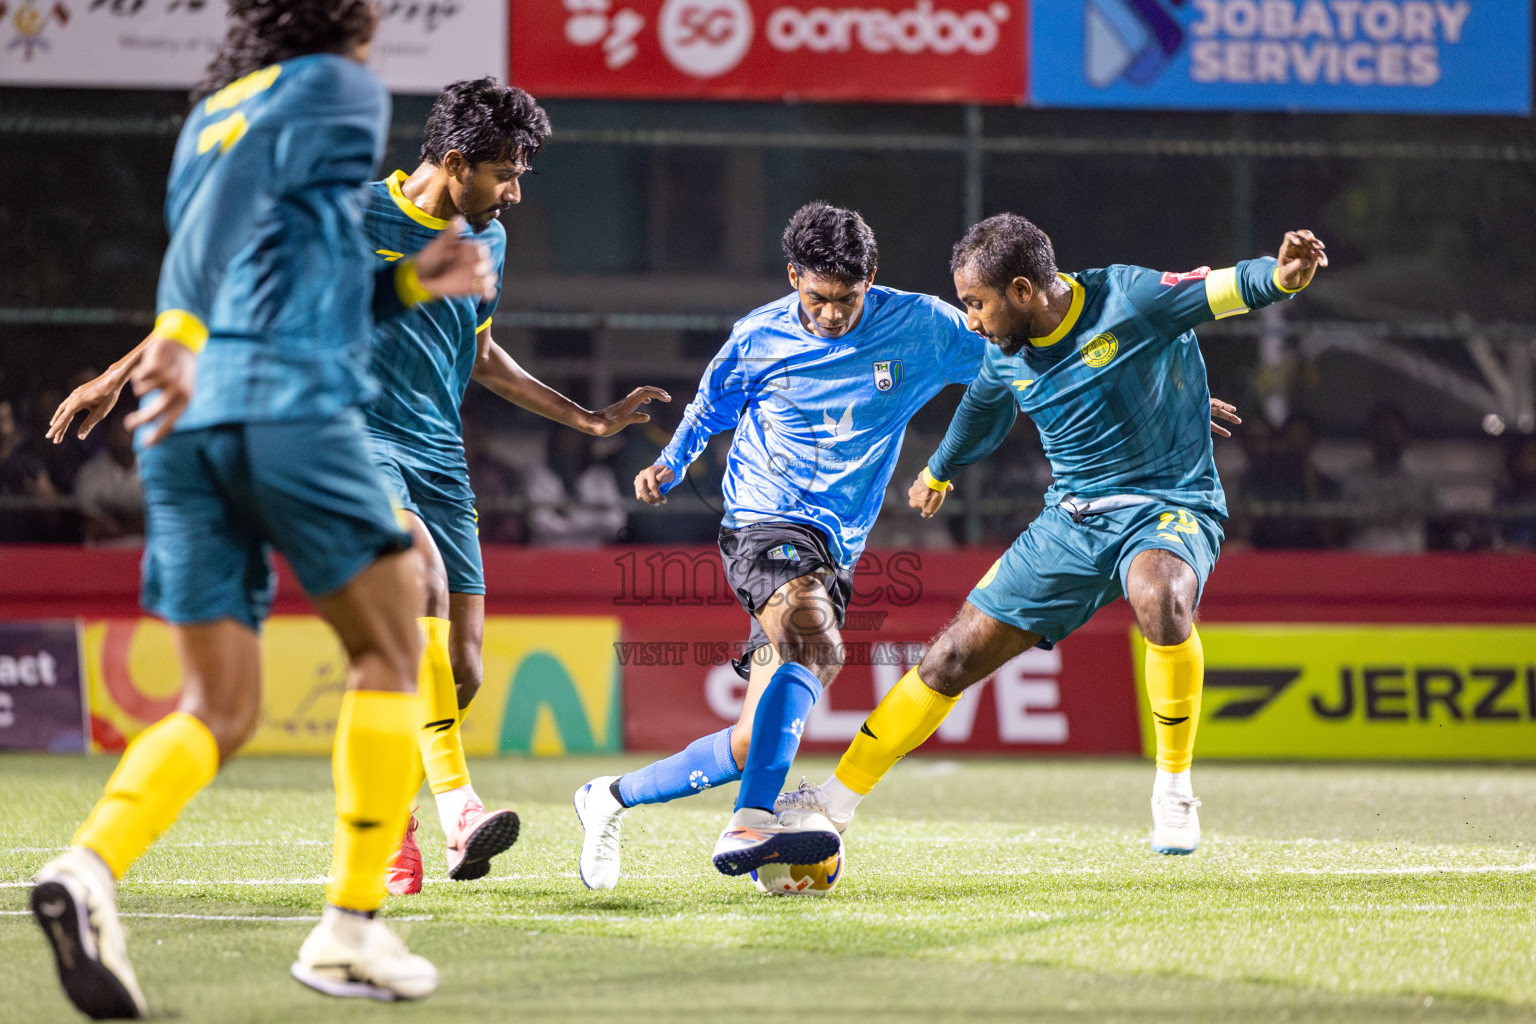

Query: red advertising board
[511,0,1028,103]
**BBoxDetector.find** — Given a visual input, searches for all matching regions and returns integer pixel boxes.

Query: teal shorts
[966,501,1224,649]
[371,451,484,596]
[139,410,412,630]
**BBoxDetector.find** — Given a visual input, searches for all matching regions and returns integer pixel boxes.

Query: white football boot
[573,776,626,891]
[774,778,854,835]
[291,905,438,1002]
[32,846,147,1020]
[712,806,842,877]
[1150,792,1202,855]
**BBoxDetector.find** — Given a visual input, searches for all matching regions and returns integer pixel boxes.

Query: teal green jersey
[929,258,1304,520]
[361,170,506,474]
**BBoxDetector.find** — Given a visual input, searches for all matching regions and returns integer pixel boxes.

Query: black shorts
[718,521,854,680]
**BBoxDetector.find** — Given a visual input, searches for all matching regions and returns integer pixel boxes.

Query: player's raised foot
[385,811,423,896]
[32,846,147,1020]
[445,800,520,882]
[1151,792,1202,855]
[574,776,627,890]
[774,777,854,835]
[712,806,843,877]
[291,905,437,1002]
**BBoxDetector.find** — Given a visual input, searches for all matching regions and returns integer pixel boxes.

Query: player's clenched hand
[591,387,672,436]
[908,471,949,519]
[414,218,497,302]
[635,464,675,505]
[125,336,197,448]
[49,366,130,444]
[1209,397,1242,438]
[1275,229,1327,291]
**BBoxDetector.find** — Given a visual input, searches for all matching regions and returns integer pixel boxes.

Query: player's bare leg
[1125,549,1204,854]
[293,549,438,1002]
[783,602,1039,828]
[34,620,259,1019]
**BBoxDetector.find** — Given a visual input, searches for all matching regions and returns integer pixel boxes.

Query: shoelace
[591,798,625,859]
[1156,794,1202,829]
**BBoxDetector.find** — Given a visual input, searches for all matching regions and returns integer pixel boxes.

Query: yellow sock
[833,669,959,794]
[327,690,419,912]
[1144,628,1204,773]
[73,712,219,879]
[417,617,470,795]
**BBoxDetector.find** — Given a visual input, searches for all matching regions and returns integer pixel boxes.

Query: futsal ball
[750,847,844,896]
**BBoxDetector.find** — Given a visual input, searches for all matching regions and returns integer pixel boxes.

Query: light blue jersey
[658,287,985,566]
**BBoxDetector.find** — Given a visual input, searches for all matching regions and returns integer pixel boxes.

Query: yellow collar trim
[1028,274,1085,348]
[386,170,451,231]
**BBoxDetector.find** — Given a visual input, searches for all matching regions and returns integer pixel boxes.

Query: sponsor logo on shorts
[768,543,800,562]
[1081,331,1119,368]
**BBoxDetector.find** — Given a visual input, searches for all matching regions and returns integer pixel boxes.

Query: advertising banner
[511,0,1028,103]
[82,615,620,756]
[1031,0,1530,114]
[1135,625,1536,761]
[0,1,507,93]
[0,621,85,753]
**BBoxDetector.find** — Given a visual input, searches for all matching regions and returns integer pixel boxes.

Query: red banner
[511,0,1028,103]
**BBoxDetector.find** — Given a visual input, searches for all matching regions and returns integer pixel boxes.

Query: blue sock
[617,726,739,807]
[735,662,824,813]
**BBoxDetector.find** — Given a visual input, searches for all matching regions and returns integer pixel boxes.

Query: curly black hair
[192,0,378,104]
[781,202,878,283]
[950,213,1058,291]
[420,78,552,168]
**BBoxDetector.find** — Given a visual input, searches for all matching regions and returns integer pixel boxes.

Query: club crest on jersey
[872,360,903,394]
[1081,332,1119,368]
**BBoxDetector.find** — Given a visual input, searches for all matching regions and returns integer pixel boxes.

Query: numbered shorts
[139,410,412,631]
[718,521,854,680]
[372,454,484,596]
[966,501,1224,650]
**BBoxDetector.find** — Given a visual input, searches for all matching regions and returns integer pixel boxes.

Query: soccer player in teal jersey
[360,78,668,893]
[784,215,1328,858]
[30,2,496,1014]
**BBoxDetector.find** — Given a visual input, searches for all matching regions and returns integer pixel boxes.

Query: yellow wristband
[1273,265,1306,294]
[921,467,951,492]
[154,310,208,353]
[395,258,433,307]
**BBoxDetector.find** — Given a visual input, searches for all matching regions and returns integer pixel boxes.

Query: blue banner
[1030,1,1530,114]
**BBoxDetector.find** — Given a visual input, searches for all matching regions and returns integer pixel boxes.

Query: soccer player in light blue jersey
[785,215,1327,858]
[573,203,988,885]
[31,1,496,1013]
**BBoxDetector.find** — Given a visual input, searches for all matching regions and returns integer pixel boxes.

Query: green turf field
[1,755,1532,1022]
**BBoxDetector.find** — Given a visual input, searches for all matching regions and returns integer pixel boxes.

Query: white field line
[4,840,329,854]
[0,910,432,923]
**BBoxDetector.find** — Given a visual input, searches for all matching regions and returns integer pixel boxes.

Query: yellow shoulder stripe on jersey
[1028,273,1085,348]
[203,64,282,114]
[1272,265,1307,294]
[477,316,493,333]
[1205,267,1250,319]
[197,112,248,155]
[921,467,951,492]
[155,310,209,354]
[394,258,433,307]
[387,170,451,230]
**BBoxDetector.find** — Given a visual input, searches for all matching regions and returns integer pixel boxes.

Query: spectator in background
[1342,404,1437,553]
[73,407,144,546]
[462,410,528,544]
[1240,413,1342,549]
[29,374,93,493]
[1495,435,1536,550]
[527,428,628,546]
[0,397,60,543]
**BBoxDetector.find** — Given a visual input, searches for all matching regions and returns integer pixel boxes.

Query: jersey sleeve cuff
[1272,265,1307,294]
[154,310,209,353]
[1204,267,1251,320]
[921,466,952,492]
[477,316,493,333]
[394,258,433,308]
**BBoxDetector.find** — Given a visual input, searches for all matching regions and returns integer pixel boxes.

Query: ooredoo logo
[658,0,754,77]
[766,0,1011,55]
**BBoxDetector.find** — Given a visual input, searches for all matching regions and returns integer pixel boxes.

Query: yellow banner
[1134,625,1536,761]
[84,616,620,756]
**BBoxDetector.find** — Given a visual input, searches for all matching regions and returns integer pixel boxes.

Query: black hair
[781,202,878,282]
[192,0,377,104]
[950,213,1058,290]
[420,78,552,168]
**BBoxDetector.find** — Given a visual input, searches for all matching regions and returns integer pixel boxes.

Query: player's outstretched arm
[908,469,951,519]
[635,465,675,506]
[1275,229,1328,292]
[472,334,670,436]
[124,334,198,447]
[1210,397,1242,438]
[47,335,154,443]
